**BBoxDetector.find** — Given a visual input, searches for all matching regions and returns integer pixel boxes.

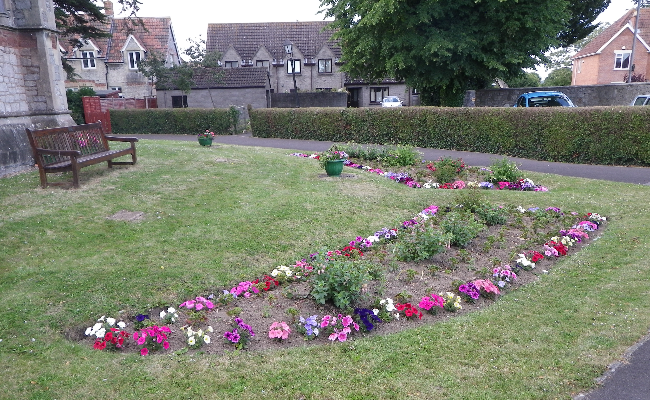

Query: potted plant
[198,130,215,146]
[318,149,348,176]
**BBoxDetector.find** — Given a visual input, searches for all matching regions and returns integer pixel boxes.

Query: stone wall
[270,91,347,108]
[157,87,269,110]
[1,0,74,177]
[467,82,650,107]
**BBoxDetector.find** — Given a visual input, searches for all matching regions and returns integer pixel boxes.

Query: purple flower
[136,314,149,322]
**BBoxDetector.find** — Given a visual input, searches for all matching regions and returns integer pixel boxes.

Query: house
[573,7,650,85]
[60,1,182,98]
[205,21,418,107]
[1,0,73,175]
[156,67,270,109]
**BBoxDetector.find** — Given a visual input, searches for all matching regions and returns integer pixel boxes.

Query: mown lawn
[1,139,649,399]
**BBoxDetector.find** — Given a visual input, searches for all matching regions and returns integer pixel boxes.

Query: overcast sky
[121,0,636,50]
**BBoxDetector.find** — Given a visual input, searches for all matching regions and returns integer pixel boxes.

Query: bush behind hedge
[110,107,239,135]
[249,107,650,166]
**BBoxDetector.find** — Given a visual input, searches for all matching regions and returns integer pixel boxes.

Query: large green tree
[320,0,609,105]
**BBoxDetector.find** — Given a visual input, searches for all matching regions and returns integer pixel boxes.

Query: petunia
[140,348,149,356]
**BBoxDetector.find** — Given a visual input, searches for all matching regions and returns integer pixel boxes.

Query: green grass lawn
[1,139,649,399]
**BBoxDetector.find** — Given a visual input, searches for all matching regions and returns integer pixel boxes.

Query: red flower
[530,251,544,263]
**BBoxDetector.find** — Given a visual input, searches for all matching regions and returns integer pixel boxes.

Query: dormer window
[128,51,141,69]
[81,51,96,69]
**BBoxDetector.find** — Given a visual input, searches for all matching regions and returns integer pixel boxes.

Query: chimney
[103,1,114,17]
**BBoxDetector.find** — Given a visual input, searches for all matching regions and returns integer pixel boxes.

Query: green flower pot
[198,137,213,147]
[324,159,345,176]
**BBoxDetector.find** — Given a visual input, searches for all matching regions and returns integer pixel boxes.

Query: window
[412,88,419,95]
[256,60,270,70]
[81,51,96,69]
[614,51,631,69]
[286,59,301,74]
[370,87,389,103]
[318,59,332,73]
[171,95,188,108]
[224,61,238,68]
[128,51,141,69]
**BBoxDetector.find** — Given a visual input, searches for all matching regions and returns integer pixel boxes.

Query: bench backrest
[26,123,110,166]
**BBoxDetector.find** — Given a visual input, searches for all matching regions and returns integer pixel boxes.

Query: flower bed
[77,200,606,355]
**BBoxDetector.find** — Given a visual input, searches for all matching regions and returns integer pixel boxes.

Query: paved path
[130,133,650,399]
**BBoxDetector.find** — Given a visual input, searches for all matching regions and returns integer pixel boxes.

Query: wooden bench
[25,122,138,188]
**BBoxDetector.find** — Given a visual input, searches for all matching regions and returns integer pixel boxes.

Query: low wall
[271,92,347,108]
[468,82,650,107]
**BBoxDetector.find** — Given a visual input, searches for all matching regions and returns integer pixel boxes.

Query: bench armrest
[36,148,82,157]
[105,135,139,143]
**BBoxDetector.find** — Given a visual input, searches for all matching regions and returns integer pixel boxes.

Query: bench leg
[38,168,48,188]
[71,158,80,188]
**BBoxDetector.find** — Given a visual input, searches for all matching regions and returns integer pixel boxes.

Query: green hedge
[110,107,239,135]
[250,107,650,166]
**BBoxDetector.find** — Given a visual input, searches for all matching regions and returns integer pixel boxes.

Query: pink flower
[195,303,203,311]
[328,332,337,341]
[163,341,170,350]
[140,348,149,356]
[341,315,353,327]
[205,300,214,309]
[338,331,348,341]
[137,335,146,345]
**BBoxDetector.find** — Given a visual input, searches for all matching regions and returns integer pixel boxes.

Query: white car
[631,95,650,105]
[381,96,403,107]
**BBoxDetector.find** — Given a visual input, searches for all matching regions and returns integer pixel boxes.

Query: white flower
[160,310,167,319]
[197,329,204,337]
[98,316,105,322]
[167,307,176,314]
[394,313,400,320]
[117,321,126,329]
[517,206,526,213]
[96,328,106,338]
[207,326,214,333]
[106,317,116,326]
[313,328,319,336]
[186,327,194,336]
[203,335,211,344]
[372,309,379,315]
[84,327,92,336]
[188,336,196,346]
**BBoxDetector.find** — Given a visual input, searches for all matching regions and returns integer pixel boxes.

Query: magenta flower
[140,348,148,356]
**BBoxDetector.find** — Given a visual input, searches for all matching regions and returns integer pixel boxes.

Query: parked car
[381,96,403,107]
[631,95,650,105]
[513,91,576,107]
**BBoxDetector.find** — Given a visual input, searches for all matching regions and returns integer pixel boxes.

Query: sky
[119,0,637,55]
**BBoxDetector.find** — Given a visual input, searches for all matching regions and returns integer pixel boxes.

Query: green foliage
[110,108,238,134]
[66,87,96,124]
[505,71,542,88]
[336,143,421,167]
[392,226,452,262]
[476,205,510,226]
[452,188,485,213]
[440,212,485,248]
[309,259,373,309]
[484,158,524,183]
[320,0,604,105]
[543,68,572,87]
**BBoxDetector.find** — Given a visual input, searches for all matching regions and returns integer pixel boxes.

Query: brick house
[60,1,182,98]
[206,21,418,107]
[573,7,650,85]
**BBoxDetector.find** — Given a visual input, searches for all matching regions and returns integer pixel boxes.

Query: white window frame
[318,59,332,73]
[370,87,389,103]
[128,51,141,69]
[81,51,96,69]
[286,59,301,74]
[614,51,631,70]
[224,61,238,68]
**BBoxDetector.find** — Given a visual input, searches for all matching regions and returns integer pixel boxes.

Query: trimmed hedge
[249,107,650,166]
[110,107,239,135]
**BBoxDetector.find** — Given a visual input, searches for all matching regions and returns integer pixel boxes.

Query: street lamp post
[628,1,643,83]
[283,40,300,108]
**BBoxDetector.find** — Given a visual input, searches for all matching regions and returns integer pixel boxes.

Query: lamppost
[283,40,300,108]
[628,1,644,83]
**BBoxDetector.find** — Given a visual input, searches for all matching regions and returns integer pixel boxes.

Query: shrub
[476,204,509,226]
[310,259,373,309]
[452,188,485,213]
[392,226,452,262]
[440,212,485,247]
[484,158,523,183]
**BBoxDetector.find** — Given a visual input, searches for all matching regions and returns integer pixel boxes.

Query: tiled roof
[574,7,648,58]
[60,16,179,64]
[206,21,341,61]
[162,67,269,90]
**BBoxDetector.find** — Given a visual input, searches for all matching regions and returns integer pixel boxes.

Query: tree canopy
[320,0,610,105]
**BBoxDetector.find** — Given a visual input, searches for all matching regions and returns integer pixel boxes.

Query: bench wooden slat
[26,122,138,188]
